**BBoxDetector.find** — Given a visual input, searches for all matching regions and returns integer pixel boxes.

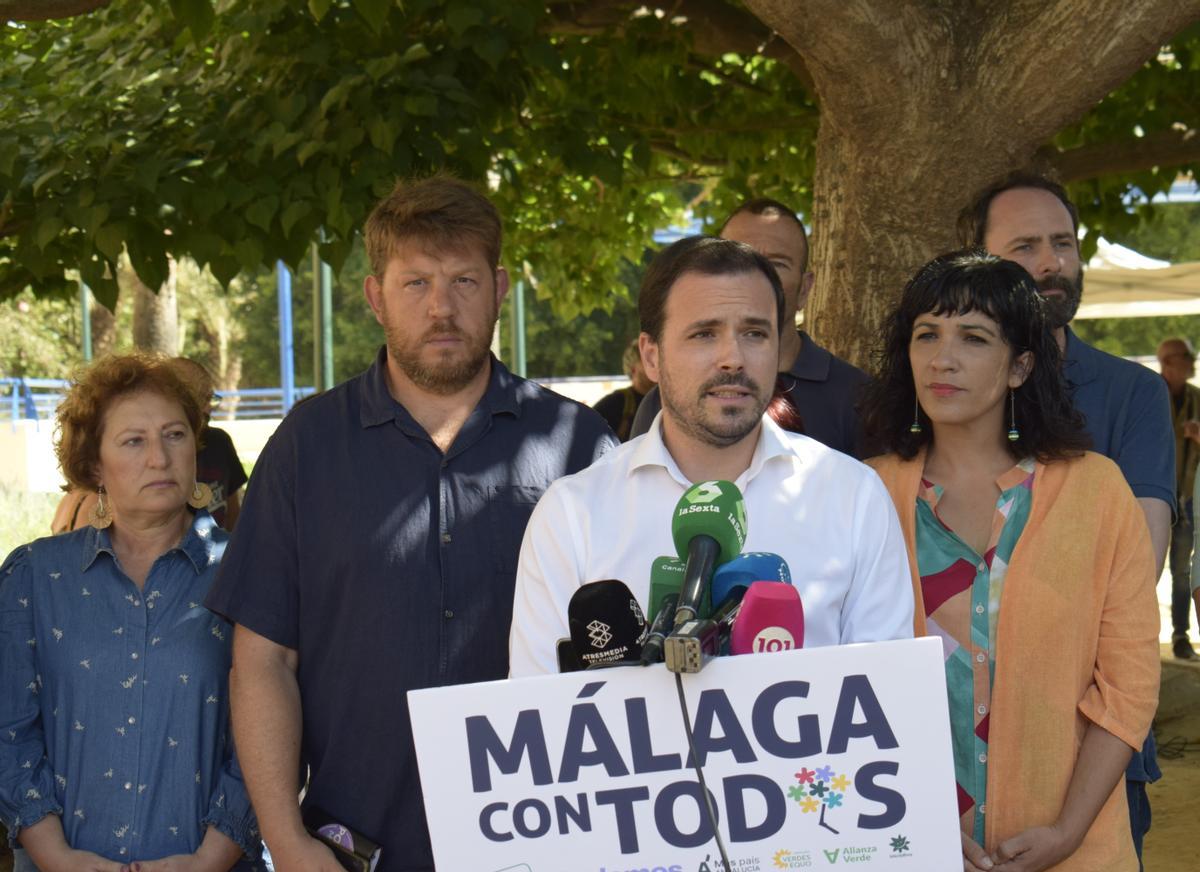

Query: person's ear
[796,271,815,313]
[363,275,385,326]
[494,266,510,309]
[1009,350,1034,388]
[639,332,660,384]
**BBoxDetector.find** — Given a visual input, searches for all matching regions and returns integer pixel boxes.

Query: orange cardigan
[869,450,1160,871]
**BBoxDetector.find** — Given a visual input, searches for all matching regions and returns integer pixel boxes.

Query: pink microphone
[729,580,804,654]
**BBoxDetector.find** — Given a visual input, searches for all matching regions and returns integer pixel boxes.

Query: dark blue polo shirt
[204,349,616,871]
[629,330,871,457]
[1063,327,1176,515]
[1062,327,1172,788]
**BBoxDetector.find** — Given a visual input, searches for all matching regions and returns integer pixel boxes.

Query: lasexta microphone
[710,552,792,605]
[567,579,648,668]
[729,581,805,655]
[669,480,746,628]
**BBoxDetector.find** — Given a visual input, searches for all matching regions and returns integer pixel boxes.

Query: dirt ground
[2,654,1196,872]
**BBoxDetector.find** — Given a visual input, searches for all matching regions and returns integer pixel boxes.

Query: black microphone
[639,591,680,665]
[567,579,648,668]
[556,638,582,673]
[669,480,747,628]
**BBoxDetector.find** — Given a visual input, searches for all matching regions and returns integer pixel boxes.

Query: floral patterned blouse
[914,458,1036,845]
[0,512,261,866]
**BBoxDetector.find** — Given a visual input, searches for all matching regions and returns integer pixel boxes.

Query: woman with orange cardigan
[862,250,1159,872]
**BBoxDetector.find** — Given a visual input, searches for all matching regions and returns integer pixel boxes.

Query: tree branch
[545,0,816,92]
[1045,126,1200,183]
[0,0,111,20]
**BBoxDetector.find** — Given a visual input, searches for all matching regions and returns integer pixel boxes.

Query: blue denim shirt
[0,512,261,864]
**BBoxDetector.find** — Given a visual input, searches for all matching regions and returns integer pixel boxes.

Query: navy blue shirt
[629,330,871,457]
[1062,327,1171,786]
[204,350,616,871]
[1064,327,1176,515]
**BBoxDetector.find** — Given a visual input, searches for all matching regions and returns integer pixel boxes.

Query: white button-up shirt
[509,414,914,676]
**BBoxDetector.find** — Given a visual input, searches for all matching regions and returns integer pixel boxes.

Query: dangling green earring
[909,397,922,434]
[1007,389,1020,442]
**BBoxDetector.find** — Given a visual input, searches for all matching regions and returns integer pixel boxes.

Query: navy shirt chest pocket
[487,485,544,574]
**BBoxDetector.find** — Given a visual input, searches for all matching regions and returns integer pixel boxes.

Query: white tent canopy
[1077,237,1200,320]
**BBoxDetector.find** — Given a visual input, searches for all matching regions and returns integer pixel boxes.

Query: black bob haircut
[639,235,785,342]
[861,248,1089,462]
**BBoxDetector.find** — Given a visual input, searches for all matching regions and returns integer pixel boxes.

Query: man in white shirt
[509,236,913,676]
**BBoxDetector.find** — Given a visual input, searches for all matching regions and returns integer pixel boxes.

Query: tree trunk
[743,0,1200,368]
[89,296,118,358]
[127,255,179,355]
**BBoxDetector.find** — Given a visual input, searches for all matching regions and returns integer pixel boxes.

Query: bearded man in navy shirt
[205,176,616,871]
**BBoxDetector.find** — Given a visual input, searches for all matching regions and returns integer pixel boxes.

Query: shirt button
[444,609,454,619]
[441,533,452,545]
[124,782,132,790]
[128,716,136,724]
[977,704,987,715]
[977,562,986,572]
[130,652,139,660]
[980,803,986,815]
[132,599,140,607]
[975,604,984,614]
[147,600,155,609]
[979,753,987,763]
[976,652,986,663]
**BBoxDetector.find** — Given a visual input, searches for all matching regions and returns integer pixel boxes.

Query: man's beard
[386,316,494,396]
[659,368,769,448]
[1036,270,1083,329]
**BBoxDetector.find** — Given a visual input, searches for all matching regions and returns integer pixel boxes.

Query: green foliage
[0,484,61,560]
[0,290,84,378]
[0,0,1196,340]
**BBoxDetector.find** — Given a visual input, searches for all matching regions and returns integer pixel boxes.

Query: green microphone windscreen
[670,479,746,567]
[647,555,711,623]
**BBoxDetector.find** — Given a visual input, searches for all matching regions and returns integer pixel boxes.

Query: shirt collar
[788,330,832,382]
[629,410,795,488]
[358,346,522,429]
[1061,325,1097,387]
[81,510,220,574]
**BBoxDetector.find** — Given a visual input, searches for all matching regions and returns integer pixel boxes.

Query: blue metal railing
[1,378,317,425]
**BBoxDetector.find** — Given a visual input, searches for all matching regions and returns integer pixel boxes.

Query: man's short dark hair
[719,197,810,272]
[957,172,1080,248]
[638,235,785,341]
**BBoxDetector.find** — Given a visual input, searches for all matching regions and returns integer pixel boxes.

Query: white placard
[410,637,960,871]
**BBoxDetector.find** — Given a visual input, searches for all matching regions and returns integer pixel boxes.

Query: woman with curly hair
[862,250,1159,872]
[1,353,261,871]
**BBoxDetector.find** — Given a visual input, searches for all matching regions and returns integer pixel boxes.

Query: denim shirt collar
[358,346,522,429]
[81,510,219,574]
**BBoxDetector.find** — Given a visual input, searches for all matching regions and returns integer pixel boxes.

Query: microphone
[729,581,805,655]
[669,480,747,627]
[711,552,792,605]
[647,556,690,625]
[567,580,648,668]
[556,638,582,673]
[638,591,680,666]
[663,585,747,673]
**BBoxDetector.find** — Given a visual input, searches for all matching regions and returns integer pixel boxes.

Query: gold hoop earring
[90,485,113,530]
[188,481,213,509]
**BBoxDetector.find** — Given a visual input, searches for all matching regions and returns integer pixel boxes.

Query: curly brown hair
[55,352,205,490]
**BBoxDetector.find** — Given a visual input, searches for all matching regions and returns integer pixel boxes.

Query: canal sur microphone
[567,579,648,668]
[710,552,792,605]
[669,480,747,628]
[729,581,805,655]
[647,556,692,625]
